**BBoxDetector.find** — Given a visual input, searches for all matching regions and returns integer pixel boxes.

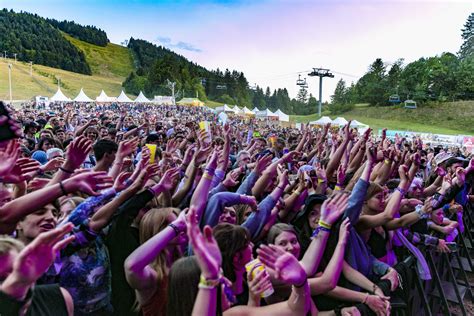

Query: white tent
[153,96,174,105]
[96,90,116,102]
[309,116,332,125]
[134,91,151,103]
[332,117,349,126]
[242,107,255,115]
[274,109,290,122]
[256,109,278,118]
[73,89,93,102]
[252,107,260,113]
[233,105,244,114]
[50,87,71,102]
[350,120,369,128]
[216,104,236,113]
[116,90,134,103]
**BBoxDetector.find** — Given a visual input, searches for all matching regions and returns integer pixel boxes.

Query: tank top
[29,284,68,316]
[367,226,389,259]
[141,277,168,316]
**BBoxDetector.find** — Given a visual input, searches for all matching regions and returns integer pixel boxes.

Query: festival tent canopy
[232,105,244,114]
[252,107,260,113]
[216,104,236,113]
[242,107,255,115]
[134,91,151,103]
[176,98,204,106]
[50,87,71,102]
[350,120,369,128]
[117,90,134,103]
[96,90,116,102]
[309,116,332,125]
[274,109,290,122]
[256,109,278,118]
[153,96,174,105]
[73,88,93,102]
[332,117,349,126]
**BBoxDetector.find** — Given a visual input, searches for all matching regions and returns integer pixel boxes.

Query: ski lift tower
[308,68,334,117]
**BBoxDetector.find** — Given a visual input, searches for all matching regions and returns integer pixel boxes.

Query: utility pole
[13,53,17,64]
[166,79,176,105]
[308,68,334,117]
[8,63,12,103]
[3,51,6,59]
[29,61,33,76]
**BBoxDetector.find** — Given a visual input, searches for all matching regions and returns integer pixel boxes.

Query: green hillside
[0,57,132,101]
[291,101,474,135]
[63,33,133,79]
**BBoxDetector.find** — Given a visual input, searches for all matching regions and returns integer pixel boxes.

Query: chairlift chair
[404,100,417,109]
[389,94,401,104]
[296,74,306,86]
[216,85,227,90]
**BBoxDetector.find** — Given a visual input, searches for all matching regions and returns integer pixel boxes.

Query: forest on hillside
[47,18,109,46]
[0,9,91,74]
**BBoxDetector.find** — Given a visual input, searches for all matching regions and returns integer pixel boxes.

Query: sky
[1,0,473,101]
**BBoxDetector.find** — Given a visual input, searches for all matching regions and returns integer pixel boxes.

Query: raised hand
[257,244,307,286]
[248,268,272,302]
[0,139,20,176]
[338,218,351,245]
[277,169,289,190]
[10,223,74,286]
[254,154,272,175]
[28,178,50,191]
[3,158,41,183]
[320,192,349,226]
[65,171,114,196]
[113,171,132,192]
[194,145,212,165]
[223,169,241,188]
[366,145,377,166]
[64,135,92,171]
[240,195,258,210]
[117,137,139,159]
[187,206,222,279]
[337,164,346,185]
[398,165,409,184]
[42,157,65,173]
[158,167,180,192]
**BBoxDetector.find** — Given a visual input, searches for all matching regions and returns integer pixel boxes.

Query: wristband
[384,159,391,165]
[37,168,45,176]
[318,219,332,230]
[59,182,68,195]
[395,187,406,197]
[277,185,285,191]
[318,179,326,184]
[362,293,369,304]
[202,172,213,180]
[198,274,220,289]
[168,223,181,236]
[59,166,74,174]
[293,190,301,196]
[311,226,330,238]
[334,184,342,191]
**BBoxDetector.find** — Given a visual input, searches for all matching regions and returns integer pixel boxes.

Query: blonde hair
[139,207,180,282]
[0,235,25,255]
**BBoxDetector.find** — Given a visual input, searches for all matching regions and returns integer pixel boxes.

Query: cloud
[156,36,202,52]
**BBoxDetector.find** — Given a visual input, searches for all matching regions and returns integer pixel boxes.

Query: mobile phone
[0,101,20,142]
[446,242,459,252]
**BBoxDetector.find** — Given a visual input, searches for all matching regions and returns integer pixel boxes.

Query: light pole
[8,63,13,103]
[308,68,334,117]
[29,61,33,76]
[13,53,17,64]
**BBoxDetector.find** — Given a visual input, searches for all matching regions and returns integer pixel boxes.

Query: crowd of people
[0,100,473,316]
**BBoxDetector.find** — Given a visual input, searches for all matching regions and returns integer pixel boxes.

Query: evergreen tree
[296,87,308,103]
[459,12,474,59]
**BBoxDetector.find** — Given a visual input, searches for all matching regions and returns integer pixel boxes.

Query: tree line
[46,18,109,47]
[0,9,91,75]
[330,12,474,114]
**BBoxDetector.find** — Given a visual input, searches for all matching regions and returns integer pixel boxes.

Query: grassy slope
[0,35,135,101]
[291,101,474,135]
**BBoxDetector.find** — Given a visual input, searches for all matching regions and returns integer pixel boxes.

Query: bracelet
[59,182,68,195]
[198,274,220,289]
[294,190,301,196]
[311,226,331,238]
[202,172,213,180]
[362,293,370,304]
[395,187,406,197]
[384,159,391,165]
[318,179,326,184]
[277,185,285,191]
[334,185,342,191]
[168,223,181,236]
[59,166,74,174]
[318,219,332,230]
[37,168,45,176]
[205,167,215,174]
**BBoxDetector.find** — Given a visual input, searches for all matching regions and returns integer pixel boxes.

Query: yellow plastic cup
[245,259,274,298]
[145,144,157,163]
